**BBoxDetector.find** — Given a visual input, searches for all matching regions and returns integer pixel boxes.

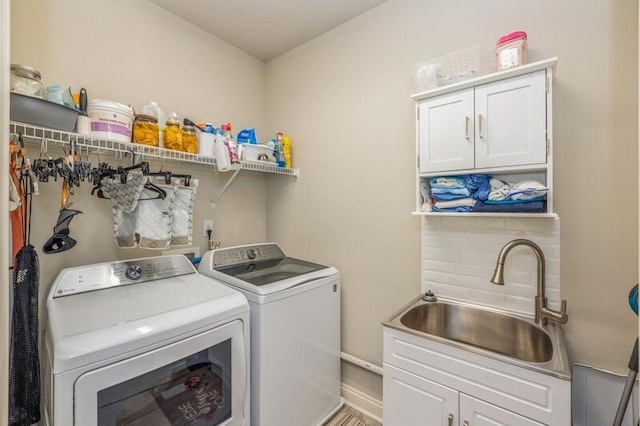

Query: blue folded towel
[464,174,491,201]
[430,187,471,196]
[484,196,545,205]
[432,206,474,212]
[472,200,545,213]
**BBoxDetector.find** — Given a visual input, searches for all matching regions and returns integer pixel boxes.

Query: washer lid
[47,257,249,373]
[199,243,338,296]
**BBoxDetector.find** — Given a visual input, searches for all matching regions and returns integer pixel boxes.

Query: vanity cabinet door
[418,88,475,173]
[383,364,459,426]
[459,394,545,426]
[474,70,547,169]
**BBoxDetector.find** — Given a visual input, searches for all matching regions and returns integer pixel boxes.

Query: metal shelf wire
[9,121,299,177]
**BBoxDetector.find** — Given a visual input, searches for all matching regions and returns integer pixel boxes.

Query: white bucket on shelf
[87,99,134,142]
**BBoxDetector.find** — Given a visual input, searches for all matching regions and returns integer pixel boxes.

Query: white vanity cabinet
[383,326,571,426]
[413,58,558,217]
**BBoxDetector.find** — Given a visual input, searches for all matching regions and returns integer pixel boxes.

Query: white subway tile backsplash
[422,217,561,316]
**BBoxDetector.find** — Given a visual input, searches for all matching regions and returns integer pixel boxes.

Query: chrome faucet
[490,239,568,326]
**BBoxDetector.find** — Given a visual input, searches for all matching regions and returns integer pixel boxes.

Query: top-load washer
[43,255,250,426]
[198,243,341,426]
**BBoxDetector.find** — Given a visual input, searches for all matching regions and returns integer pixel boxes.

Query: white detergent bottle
[214,130,232,172]
[142,102,166,147]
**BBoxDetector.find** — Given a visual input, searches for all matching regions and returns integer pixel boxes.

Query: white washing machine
[43,255,250,426]
[199,243,341,426]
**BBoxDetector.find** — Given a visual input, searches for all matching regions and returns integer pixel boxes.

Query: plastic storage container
[87,99,134,143]
[10,64,45,98]
[496,31,528,71]
[198,124,216,158]
[165,112,183,151]
[132,114,159,146]
[181,124,198,154]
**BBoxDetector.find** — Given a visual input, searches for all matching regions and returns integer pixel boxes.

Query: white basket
[412,45,495,92]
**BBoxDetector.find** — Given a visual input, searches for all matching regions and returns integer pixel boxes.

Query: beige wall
[265,0,639,401]
[10,0,270,316]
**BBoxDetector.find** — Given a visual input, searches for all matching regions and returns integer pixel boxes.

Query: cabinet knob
[448,413,454,426]
[463,421,469,426]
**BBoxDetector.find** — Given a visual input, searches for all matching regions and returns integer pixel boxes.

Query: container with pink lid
[496,31,528,71]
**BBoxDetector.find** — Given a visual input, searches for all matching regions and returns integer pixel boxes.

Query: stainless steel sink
[383,295,571,379]
[399,302,553,362]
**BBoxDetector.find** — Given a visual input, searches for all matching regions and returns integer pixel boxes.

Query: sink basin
[398,301,553,363]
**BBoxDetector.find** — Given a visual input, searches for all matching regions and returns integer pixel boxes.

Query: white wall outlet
[203,220,214,238]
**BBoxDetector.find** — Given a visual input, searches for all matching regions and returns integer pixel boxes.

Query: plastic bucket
[87,99,134,142]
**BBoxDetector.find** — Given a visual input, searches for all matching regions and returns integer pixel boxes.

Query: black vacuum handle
[629,338,638,372]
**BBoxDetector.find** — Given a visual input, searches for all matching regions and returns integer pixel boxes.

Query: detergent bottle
[221,123,239,165]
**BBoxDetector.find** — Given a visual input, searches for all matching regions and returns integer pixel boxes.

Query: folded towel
[430,176,466,189]
[432,205,474,212]
[488,179,510,201]
[484,196,546,205]
[433,198,476,209]
[472,200,545,213]
[505,180,548,200]
[430,186,471,196]
[432,192,471,202]
[464,174,491,200]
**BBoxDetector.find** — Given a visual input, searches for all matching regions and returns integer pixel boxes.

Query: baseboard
[340,383,383,422]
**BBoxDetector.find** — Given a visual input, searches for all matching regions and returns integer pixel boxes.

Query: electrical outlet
[203,220,213,238]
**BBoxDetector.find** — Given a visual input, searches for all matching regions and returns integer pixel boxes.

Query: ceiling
[150,0,387,62]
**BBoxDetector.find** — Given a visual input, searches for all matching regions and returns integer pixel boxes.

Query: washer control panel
[212,243,285,268]
[52,255,196,298]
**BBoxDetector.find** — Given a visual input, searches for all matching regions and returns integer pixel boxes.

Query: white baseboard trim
[340,383,383,422]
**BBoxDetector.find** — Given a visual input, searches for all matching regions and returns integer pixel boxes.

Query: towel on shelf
[472,200,545,213]
[430,186,471,197]
[488,179,510,201]
[484,196,546,205]
[429,176,466,189]
[506,180,548,200]
[464,174,491,200]
[432,198,476,211]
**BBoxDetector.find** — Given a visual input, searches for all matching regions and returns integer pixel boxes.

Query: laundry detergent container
[88,99,134,142]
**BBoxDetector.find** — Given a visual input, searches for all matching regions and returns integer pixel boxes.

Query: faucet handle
[560,299,567,312]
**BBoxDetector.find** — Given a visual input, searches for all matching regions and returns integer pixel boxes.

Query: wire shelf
[9,121,299,177]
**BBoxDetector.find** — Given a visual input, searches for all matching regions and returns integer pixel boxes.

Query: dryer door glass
[96,341,231,425]
[73,320,247,426]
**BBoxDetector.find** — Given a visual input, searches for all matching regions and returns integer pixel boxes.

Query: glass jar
[132,114,159,146]
[10,64,45,98]
[181,125,198,154]
[165,113,183,151]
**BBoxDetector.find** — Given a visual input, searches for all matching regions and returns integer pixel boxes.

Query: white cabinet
[417,66,549,174]
[460,394,544,426]
[413,58,557,217]
[384,364,545,426]
[384,364,458,426]
[383,326,571,426]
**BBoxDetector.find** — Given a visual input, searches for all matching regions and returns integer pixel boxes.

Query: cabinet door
[459,394,545,426]
[384,364,459,426]
[418,88,475,173]
[474,70,547,169]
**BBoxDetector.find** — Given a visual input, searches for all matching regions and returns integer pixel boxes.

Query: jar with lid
[10,64,45,98]
[132,114,159,146]
[182,125,198,154]
[165,112,183,151]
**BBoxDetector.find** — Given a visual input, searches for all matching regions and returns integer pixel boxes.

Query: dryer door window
[74,320,247,426]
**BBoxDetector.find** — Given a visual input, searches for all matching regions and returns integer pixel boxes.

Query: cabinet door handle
[478,114,484,139]
[464,116,470,140]
[448,413,454,426]
[463,421,469,426]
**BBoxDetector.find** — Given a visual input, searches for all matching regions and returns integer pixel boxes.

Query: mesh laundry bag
[9,244,41,426]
